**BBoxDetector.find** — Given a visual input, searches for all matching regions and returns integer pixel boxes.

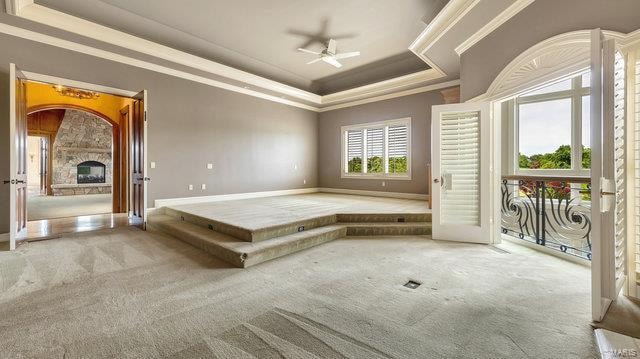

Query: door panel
[131,90,147,227]
[8,63,28,250]
[431,102,491,243]
[591,30,628,321]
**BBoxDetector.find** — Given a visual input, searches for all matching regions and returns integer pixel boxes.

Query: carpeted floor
[27,194,112,221]
[0,227,597,358]
[170,193,429,230]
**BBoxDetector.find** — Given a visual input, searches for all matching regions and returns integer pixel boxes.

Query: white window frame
[509,74,591,176]
[341,118,412,180]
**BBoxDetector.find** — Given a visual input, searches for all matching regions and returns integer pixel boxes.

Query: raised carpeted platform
[149,193,431,267]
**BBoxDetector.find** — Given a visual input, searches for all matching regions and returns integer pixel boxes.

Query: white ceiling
[35,0,448,93]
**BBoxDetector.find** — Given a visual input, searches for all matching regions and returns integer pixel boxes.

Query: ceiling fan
[297,39,360,68]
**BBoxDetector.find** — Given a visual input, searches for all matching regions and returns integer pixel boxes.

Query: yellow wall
[26,81,133,125]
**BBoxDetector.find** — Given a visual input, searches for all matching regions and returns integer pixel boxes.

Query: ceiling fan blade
[334,51,360,59]
[306,58,322,65]
[298,48,321,55]
[327,39,337,56]
[322,56,342,68]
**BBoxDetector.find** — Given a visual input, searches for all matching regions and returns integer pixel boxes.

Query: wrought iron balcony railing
[501,175,592,260]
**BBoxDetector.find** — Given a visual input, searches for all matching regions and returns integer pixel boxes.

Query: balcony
[501,175,592,261]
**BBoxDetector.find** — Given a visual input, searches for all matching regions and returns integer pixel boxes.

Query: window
[512,74,590,175]
[342,118,411,179]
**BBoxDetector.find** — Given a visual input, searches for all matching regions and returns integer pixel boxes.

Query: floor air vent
[397,217,405,222]
[404,280,421,289]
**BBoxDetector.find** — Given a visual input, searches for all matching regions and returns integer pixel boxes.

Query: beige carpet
[170,193,429,230]
[0,228,597,358]
[27,194,112,221]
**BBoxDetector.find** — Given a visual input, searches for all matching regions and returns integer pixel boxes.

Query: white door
[431,102,492,243]
[590,29,628,321]
[131,90,148,228]
[7,63,28,250]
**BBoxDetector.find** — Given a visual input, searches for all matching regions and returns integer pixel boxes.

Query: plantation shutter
[347,130,363,173]
[388,125,408,173]
[440,111,480,225]
[613,51,627,293]
[367,127,384,173]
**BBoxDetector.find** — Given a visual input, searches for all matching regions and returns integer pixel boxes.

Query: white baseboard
[154,188,321,208]
[318,187,429,201]
[0,233,9,242]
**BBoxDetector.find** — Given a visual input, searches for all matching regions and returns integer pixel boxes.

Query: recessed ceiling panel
[35,0,447,93]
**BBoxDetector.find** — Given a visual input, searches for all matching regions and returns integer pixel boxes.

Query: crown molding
[319,79,460,112]
[0,22,322,111]
[3,0,483,111]
[321,69,443,105]
[16,2,322,104]
[454,0,535,56]
[410,0,480,58]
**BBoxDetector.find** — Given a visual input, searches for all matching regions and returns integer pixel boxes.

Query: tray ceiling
[35,0,448,93]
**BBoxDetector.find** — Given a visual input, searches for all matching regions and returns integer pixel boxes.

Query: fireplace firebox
[77,161,106,184]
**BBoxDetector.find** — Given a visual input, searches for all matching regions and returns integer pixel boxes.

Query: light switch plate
[150,162,156,169]
[201,184,206,190]
[188,184,194,191]
[207,163,213,169]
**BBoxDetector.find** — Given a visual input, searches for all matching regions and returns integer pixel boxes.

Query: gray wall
[318,91,443,194]
[460,0,640,101]
[0,24,318,234]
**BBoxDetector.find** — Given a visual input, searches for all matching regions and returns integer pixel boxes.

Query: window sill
[341,174,412,181]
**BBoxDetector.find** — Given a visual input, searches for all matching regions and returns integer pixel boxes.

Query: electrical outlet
[382,181,386,187]
[207,163,213,169]
[150,161,156,169]
[201,184,206,190]
[188,184,194,191]
[303,179,306,184]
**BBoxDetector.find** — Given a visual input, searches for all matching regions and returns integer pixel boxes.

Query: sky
[518,84,589,156]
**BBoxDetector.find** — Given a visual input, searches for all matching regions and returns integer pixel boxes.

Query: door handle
[600,190,616,196]
[3,180,13,184]
[433,178,440,183]
[15,180,26,184]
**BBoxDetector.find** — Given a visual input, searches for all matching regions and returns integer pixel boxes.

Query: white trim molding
[469,29,640,103]
[319,79,461,112]
[454,0,535,56]
[23,71,139,97]
[3,1,463,112]
[409,0,480,76]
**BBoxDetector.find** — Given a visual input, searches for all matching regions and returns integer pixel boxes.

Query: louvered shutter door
[613,51,627,293]
[388,125,408,173]
[440,111,480,225]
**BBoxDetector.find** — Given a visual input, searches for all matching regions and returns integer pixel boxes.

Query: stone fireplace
[51,109,113,196]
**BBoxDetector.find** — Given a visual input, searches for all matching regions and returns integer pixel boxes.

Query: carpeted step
[148,214,346,268]
[162,207,337,242]
[345,222,432,236]
[336,213,431,223]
